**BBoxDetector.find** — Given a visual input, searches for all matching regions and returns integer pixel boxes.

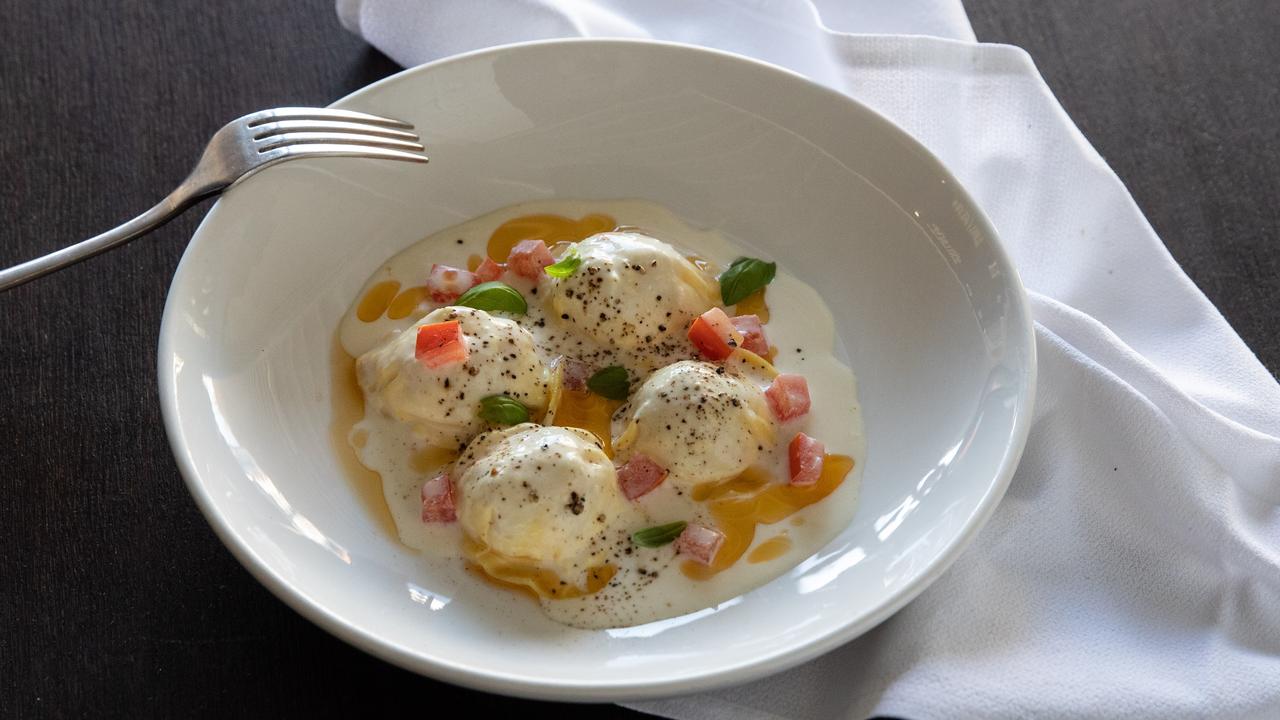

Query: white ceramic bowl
[159,39,1035,701]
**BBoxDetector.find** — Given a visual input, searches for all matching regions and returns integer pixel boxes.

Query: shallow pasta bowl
[158,39,1035,701]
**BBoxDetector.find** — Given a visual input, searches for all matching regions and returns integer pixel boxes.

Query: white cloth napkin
[337,2,1280,717]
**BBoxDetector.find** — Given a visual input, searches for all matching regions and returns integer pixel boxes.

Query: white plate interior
[159,39,1034,701]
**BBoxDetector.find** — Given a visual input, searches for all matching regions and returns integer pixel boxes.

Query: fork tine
[244,107,414,130]
[251,119,419,141]
[263,144,429,164]
[257,132,425,153]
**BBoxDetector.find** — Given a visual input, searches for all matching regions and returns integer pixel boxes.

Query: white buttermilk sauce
[338,199,865,629]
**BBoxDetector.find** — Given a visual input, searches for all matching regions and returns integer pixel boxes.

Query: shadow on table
[343,46,404,94]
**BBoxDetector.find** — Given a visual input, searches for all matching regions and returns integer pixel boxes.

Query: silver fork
[0,107,428,292]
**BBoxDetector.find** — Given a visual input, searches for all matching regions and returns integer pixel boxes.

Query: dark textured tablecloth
[2,1,1275,717]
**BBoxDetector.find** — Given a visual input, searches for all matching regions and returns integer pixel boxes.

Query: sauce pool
[356,280,401,322]
[682,454,854,579]
[486,213,616,261]
[329,335,398,537]
[747,534,793,563]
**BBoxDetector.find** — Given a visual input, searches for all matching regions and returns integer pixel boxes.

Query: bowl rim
[158,36,1037,702]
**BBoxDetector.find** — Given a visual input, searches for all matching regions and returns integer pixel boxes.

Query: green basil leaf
[455,281,527,315]
[544,250,582,279]
[632,521,688,548]
[586,365,630,400]
[718,257,777,306]
[478,394,530,426]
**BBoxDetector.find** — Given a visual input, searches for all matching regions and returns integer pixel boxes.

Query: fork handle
[0,186,205,293]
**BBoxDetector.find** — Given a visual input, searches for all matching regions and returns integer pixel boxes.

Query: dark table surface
[2,1,1275,717]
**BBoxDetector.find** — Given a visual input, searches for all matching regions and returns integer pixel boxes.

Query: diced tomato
[617,453,668,500]
[557,357,593,392]
[765,373,811,421]
[687,307,743,361]
[474,257,505,283]
[730,314,769,356]
[788,432,825,487]
[415,320,469,369]
[420,474,456,523]
[675,523,724,565]
[426,264,477,303]
[507,239,555,280]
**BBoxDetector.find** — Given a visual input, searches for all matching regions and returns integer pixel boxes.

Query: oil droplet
[552,388,621,457]
[356,280,401,322]
[387,286,429,320]
[410,445,458,475]
[544,362,622,456]
[747,534,793,563]
[734,288,770,323]
[466,254,483,272]
[486,213,616,261]
[691,467,771,501]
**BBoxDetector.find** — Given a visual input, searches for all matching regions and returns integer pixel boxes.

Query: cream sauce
[336,199,865,628]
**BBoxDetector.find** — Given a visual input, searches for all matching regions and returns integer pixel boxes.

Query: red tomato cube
[765,373,811,421]
[617,453,669,500]
[788,432,826,487]
[508,239,555,280]
[420,474,456,523]
[675,523,725,565]
[556,356,593,392]
[415,320,469,369]
[474,257,505,283]
[687,307,744,361]
[730,314,769,356]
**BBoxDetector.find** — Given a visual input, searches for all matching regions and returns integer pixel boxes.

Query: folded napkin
[337,2,1280,717]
